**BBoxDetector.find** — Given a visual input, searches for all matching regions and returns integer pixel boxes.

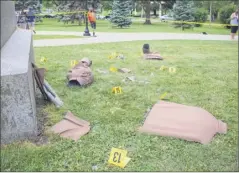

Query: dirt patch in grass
[29,88,49,146]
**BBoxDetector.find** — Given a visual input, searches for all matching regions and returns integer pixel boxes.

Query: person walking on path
[18,10,27,29]
[88,8,96,37]
[230,8,238,40]
[27,7,36,34]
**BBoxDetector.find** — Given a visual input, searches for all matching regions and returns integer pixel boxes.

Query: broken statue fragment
[67,58,94,87]
[142,44,163,60]
[139,101,227,144]
[51,111,90,141]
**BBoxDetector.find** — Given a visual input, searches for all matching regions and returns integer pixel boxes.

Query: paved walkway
[34,31,236,47]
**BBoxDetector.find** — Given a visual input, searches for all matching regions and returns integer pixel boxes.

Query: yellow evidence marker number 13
[112,87,122,94]
[108,148,131,168]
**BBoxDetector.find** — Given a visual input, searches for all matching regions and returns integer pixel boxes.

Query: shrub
[193,8,208,27]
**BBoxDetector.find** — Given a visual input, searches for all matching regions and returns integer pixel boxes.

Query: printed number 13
[113,152,121,163]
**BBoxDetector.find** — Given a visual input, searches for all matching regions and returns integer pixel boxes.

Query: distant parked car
[96,14,105,20]
[104,13,112,20]
[41,9,56,18]
[41,13,56,18]
[160,15,174,22]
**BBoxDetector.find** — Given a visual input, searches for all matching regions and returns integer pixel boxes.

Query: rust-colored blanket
[139,101,227,144]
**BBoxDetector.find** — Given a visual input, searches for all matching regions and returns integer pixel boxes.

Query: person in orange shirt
[88,8,96,37]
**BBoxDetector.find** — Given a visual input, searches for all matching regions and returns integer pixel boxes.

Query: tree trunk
[209,1,212,24]
[144,0,151,25]
[153,9,156,16]
[141,6,144,18]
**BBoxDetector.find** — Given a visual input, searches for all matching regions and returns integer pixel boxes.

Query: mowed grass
[35,18,231,35]
[33,34,82,40]
[1,40,238,172]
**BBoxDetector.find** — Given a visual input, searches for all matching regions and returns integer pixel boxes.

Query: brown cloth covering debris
[142,43,163,60]
[139,101,227,144]
[51,111,90,141]
[67,58,94,87]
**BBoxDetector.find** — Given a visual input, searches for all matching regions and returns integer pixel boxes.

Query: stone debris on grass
[118,68,131,73]
[138,80,150,84]
[139,101,228,144]
[123,76,136,82]
[116,54,125,60]
[96,69,109,74]
[51,111,90,141]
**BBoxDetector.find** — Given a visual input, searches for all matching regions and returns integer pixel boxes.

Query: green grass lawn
[35,18,232,35]
[1,40,238,172]
[33,35,82,40]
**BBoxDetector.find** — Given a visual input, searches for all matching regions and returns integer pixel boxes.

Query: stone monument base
[1,28,37,144]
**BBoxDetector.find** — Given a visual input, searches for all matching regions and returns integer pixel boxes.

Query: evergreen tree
[53,0,100,25]
[110,0,132,28]
[172,0,195,30]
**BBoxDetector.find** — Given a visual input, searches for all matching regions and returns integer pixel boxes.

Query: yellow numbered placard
[112,87,122,94]
[159,65,166,71]
[40,56,47,63]
[110,67,118,72]
[70,60,78,67]
[108,148,131,168]
[160,92,168,100]
[108,52,117,59]
[169,67,176,73]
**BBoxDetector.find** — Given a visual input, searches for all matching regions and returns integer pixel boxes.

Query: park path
[34,31,236,47]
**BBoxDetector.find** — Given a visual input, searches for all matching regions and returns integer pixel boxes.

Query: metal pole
[209,1,212,28]
[83,0,91,36]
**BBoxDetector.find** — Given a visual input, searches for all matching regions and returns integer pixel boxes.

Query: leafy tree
[101,0,113,11]
[14,0,43,22]
[42,0,54,8]
[161,0,176,15]
[219,3,237,24]
[193,1,238,21]
[172,0,195,30]
[15,0,41,12]
[193,8,208,26]
[110,0,132,28]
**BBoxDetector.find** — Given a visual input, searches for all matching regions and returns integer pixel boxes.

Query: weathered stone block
[1,1,17,48]
[1,3,37,143]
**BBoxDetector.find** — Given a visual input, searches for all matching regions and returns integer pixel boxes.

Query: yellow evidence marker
[160,92,168,100]
[159,65,167,71]
[169,67,176,73]
[110,67,118,72]
[40,56,47,63]
[112,86,122,94]
[108,52,117,59]
[108,148,131,168]
[70,60,78,67]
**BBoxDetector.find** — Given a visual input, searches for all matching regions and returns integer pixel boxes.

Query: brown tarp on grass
[51,111,90,141]
[139,101,227,144]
